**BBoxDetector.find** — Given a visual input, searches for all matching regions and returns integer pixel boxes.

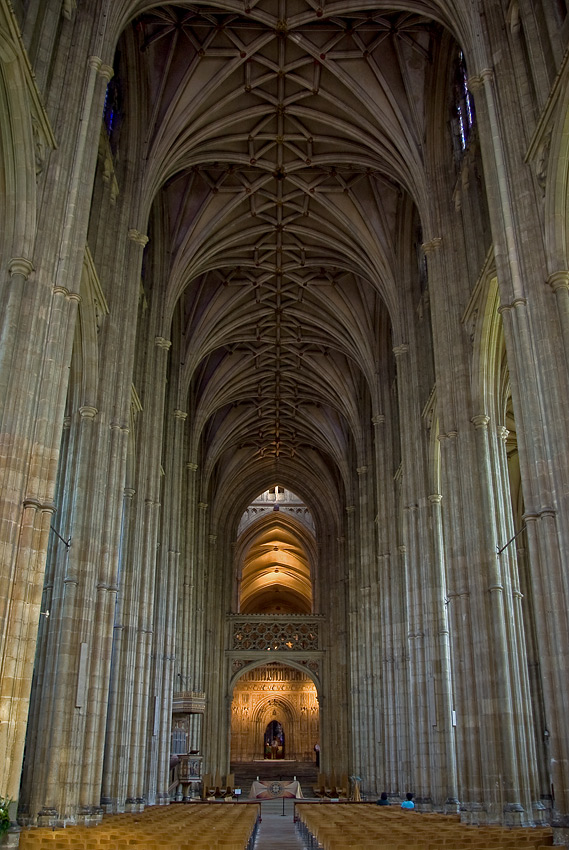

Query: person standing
[314,742,320,767]
[271,738,278,759]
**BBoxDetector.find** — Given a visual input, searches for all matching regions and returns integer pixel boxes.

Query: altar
[249,779,303,799]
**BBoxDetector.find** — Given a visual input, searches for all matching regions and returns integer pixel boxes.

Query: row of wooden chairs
[312,772,350,798]
[18,802,258,850]
[296,802,554,850]
[201,772,236,798]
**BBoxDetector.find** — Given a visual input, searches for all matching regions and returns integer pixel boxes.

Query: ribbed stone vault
[121,1,450,520]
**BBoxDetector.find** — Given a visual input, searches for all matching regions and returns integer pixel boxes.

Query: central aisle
[253,799,306,850]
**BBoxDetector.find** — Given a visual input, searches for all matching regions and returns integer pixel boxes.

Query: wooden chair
[312,772,327,796]
[224,771,235,796]
[202,772,212,799]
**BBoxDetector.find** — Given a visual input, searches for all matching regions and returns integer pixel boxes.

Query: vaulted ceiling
[121,2,449,522]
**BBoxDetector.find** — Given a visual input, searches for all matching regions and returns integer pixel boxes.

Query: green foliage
[0,797,11,836]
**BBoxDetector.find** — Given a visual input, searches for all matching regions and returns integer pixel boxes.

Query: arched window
[452,50,475,157]
[103,58,123,157]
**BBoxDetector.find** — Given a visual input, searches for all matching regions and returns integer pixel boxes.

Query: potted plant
[0,798,11,840]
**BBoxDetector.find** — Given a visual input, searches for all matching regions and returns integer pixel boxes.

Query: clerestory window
[452,50,475,157]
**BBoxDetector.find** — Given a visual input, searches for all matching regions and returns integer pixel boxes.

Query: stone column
[125,335,171,810]
[438,429,482,820]
[372,411,399,797]
[499,298,569,838]
[548,271,569,371]
[324,531,349,776]
[494,425,543,825]
[178,462,199,687]
[98,227,150,814]
[203,530,230,778]
[461,64,567,828]
[193,502,209,699]
[427,493,459,812]
[355,462,380,792]
[471,413,528,824]
[101,486,136,812]
[153,407,187,805]
[393,341,431,805]
[77,420,129,819]
[345,503,363,779]
[0,255,50,813]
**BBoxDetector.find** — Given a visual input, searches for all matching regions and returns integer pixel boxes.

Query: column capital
[173,409,188,421]
[23,497,57,513]
[498,426,509,441]
[372,414,385,426]
[345,505,355,513]
[88,55,103,72]
[422,237,442,254]
[498,297,527,315]
[198,501,208,511]
[99,64,114,81]
[128,229,149,247]
[428,494,442,504]
[187,462,198,472]
[356,465,368,475]
[52,285,82,304]
[9,257,34,278]
[471,414,490,429]
[548,270,569,292]
[155,336,172,350]
[393,343,409,357]
[79,405,98,419]
[468,68,493,92]
[438,430,458,442]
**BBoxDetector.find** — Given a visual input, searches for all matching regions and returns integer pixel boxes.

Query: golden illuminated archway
[236,491,315,614]
[230,663,319,763]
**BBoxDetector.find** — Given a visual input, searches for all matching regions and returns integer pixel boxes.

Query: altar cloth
[249,779,303,799]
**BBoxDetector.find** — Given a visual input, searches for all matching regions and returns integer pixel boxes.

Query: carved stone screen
[231,618,320,652]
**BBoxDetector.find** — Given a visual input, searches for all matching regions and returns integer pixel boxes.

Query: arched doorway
[264,720,285,759]
[230,662,319,763]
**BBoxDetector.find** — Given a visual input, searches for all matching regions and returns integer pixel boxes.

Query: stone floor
[253,799,307,849]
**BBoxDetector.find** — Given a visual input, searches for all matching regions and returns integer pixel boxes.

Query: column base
[100,797,122,814]
[155,793,170,807]
[532,800,548,826]
[1,827,21,849]
[125,798,145,813]
[552,827,569,846]
[37,808,61,828]
[444,797,460,815]
[503,803,532,828]
[460,802,486,825]
[415,796,433,812]
[76,806,103,826]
